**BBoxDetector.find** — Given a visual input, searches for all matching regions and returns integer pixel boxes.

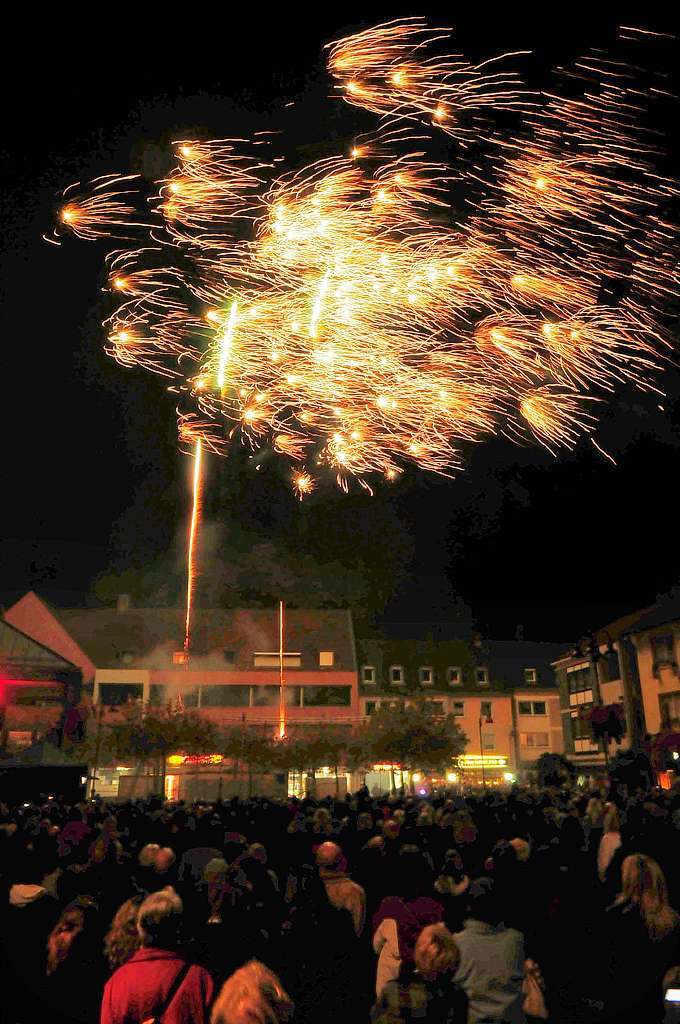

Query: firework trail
[53,19,679,637]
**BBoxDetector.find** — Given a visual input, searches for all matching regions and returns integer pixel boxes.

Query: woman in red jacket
[100,889,214,1024]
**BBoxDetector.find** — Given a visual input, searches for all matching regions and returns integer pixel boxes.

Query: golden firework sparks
[55,19,678,496]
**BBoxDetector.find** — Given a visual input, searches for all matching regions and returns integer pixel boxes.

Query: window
[253,653,302,669]
[601,649,620,682]
[574,738,601,753]
[149,684,167,707]
[98,683,143,706]
[201,685,251,707]
[183,687,200,708]
[390,666,405,686]
[524,668,538,684]
[476,667,489,686]
[7,684,61,707]
[419,667,434,687]
[571,710,600,752]
[366,701,377,716]
[481,701,492,720]
[428,700,444,715]
[567,662,593,705]
[452,701,465,716]
[520,732,549,748]
[362,666,375,685]
[651,634,676,672]
[448,667,462,686]
[302,686,352,707]
[251,685,301,707]
[660,693,680,730]
[8,731,33,749]
[319,651,335,668]
[518,701,547,716]
[223,650,235,667]
[172,651,188,666]
[482,731,495,750]
[569,689,594,707]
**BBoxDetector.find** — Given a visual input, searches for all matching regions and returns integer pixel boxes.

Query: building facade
[553,597,680,778]
[4,594,360,798]
[356,634,565,784]
[0,616,83,755]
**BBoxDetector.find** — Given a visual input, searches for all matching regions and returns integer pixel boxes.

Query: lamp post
[479,712,493,787]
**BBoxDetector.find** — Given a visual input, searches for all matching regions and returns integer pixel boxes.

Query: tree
[272,732,316,793]
[222,725,276,797]
[302,725,354,795]
[71,702,220,797]
[535,752,576,789]
[365,701,467,792]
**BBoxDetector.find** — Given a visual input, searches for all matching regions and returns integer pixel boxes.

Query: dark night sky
[1,6,679,641]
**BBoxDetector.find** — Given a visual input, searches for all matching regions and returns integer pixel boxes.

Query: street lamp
[479,711,493,787]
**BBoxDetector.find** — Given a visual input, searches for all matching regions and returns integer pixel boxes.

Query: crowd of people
[2,777,680,1024]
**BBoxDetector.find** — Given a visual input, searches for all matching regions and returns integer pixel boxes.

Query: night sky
[1,6,679,641]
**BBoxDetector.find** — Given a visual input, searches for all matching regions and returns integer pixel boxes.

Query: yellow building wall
[514,692,564,764]
[455,694,514,766]
[635,633,680,734]
[599,680,623,705]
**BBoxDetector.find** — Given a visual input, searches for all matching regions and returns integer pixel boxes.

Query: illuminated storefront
[457,754,512,786]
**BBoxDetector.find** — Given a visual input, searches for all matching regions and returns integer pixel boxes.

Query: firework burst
[55,19,678,497]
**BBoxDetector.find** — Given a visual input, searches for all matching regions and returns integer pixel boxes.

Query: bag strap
[156,962,192,1023]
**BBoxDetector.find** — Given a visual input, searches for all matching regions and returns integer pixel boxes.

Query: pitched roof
[4,591,97,681]
[50,606,357,672]
[626,596,680,635]
[355,636,563,692]
[0,618,79,681]
[593,607,657,645]
[553,603,668,662]
[486,640,566,690]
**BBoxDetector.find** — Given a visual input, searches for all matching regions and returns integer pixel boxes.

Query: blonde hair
[603,804,621,835]
[137,889,183,947]
[138,843,161,867]
[509,838,531,862]
[414,924,460,981]
[586,797,604,826]
[211,961,294,1024]
[104,895,144,970]
[663,965,680,994]
[618,854,679,941]
[312,808,332,833]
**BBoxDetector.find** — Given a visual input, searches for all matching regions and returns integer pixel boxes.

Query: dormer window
[448,667,462,686]
[362,665,376,685]
[253,652,301,668]
[524,668,537,684]
[419,667,434,687]
[476,667,489,686]
[172,651,188,666]
[390,665,405,686]
[319,651,335,668]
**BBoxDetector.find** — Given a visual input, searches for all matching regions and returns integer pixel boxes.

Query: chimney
[117,594,131,613]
